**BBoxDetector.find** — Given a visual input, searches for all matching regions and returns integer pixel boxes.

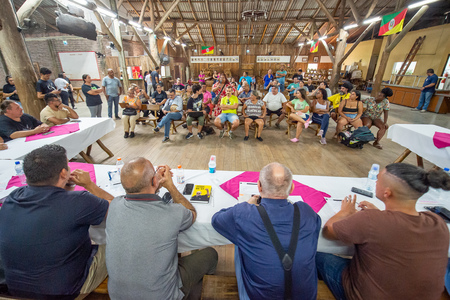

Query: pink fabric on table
[25,123,80,142]
[219,171,329,213]
[433,132,450,149]
[6,162,96,192]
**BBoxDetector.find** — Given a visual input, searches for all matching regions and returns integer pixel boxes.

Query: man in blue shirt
[0,145,113,299]
[276,65,288,92]
[413,68,439,112]
[151,67,160,91]
[212,162,321,300]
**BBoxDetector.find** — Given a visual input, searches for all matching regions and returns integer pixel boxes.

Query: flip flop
[373,143,383,150]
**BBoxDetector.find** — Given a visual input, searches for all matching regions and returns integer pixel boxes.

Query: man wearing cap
[328,81,353,123]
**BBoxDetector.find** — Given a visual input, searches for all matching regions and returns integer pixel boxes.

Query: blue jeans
[234,246,250,300]
[217,113,239,123]
[312,113,330,138]
[107,96,120,118]
[416,91,433,111]
[316,252,350,300]
[158,112,182,137]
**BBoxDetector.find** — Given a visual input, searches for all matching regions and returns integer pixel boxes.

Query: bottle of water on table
[177,165,185,184]
[365,164,380,192]
[15,161,27,184]
[116,157,124,174]
[209,155,216,174]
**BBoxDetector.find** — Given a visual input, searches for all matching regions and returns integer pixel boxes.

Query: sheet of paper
[238,182,259,202]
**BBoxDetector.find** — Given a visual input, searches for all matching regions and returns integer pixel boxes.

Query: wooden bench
[201,275,238,300]
[119,103,158,127]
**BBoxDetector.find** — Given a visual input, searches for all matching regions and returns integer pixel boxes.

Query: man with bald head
[105,158,218,299]
[212,162,321,300]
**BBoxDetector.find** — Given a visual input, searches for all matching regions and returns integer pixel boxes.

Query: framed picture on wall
[313,57,319,63]
[302,57,308,62]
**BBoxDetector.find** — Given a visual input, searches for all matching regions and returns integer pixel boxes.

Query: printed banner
[256,56,291,63]
[190,56,239,64]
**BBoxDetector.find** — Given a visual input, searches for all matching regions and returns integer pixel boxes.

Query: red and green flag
[310,41,318,53]
[379,8,408,36]
[201,46,214,55]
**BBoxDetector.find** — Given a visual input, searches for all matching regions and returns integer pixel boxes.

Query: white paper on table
[238,182,259,202]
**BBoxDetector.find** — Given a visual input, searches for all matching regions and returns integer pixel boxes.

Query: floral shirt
[362,97,390,120]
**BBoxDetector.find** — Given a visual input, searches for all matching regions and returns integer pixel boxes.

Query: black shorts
[266,108,283,116]
[247,116,259,121]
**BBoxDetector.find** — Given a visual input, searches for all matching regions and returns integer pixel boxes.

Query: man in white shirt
[144,70,152,94]
[54,73,70,106]
[262,86,287,128]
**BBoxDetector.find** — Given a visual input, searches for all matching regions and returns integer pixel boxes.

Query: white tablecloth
[387,124,450,169]
[2,162,449,255]
[0,118,115,161]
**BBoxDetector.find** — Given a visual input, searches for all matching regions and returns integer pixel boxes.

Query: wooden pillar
[330,29,348,93]
[0,0,43,117]
[110,0,129,91]
[148,0,159,69]
[0,51,10,75]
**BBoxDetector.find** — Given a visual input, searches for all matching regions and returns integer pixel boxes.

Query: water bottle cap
[178,165,182,169]
[445,168,450,172]
[371,164,379,171]
[15,161,20,165]
[117,157,122,161]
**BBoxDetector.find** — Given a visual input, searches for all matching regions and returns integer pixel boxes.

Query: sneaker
[162,137,170,143]
[219,130,225,138]
[290,138,299,143]
[197,133,203,139]
[124,132,129,138]
[72,106,77,109]
[115,116,121,120]
[257,137,263,142]
[182,124,188,129]
[129,132,135,138]
[320,137,327,145]
[275,123,280,129]
[185,132,193,139]
[304,121,310,129]
[411,108,419,111]
[244,136,249,141]
[420,109,427,113]
[153,127,160,133]
[229,131,235,139]
[317,129,323,137]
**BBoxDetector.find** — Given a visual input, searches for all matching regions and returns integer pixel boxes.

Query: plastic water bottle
[116,157,124,174]
[444,168,450,176]
[177,165,185,184]
[209,155,217,174]
[365,164,380,192]
[15,161,26,184]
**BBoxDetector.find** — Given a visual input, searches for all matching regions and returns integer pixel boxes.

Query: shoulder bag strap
[257,204,300,300]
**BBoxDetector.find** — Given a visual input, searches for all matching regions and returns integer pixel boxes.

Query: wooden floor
[75,94,449,300]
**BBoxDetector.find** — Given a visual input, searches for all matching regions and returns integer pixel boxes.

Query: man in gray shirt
[102,69,123,119]
[153,88,184,143]
[106,158,218,300]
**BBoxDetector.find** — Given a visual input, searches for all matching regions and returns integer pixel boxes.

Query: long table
[1,162,449,255]
[0,118,115,163]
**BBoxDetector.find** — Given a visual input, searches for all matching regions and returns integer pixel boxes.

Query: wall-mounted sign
[295,56,309,63]
[256,56,291,63]
[190,56,239,63]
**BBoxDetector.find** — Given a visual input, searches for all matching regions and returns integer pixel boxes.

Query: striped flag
[201,46,214,55]
[310,41,318,53]
[379,9,408,36]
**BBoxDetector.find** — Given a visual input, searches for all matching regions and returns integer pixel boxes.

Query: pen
[333,199,360,205]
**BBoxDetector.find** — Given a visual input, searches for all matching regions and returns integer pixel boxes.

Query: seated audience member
[306,78,315,92]
[198,70,206,85]
[263,85,287,129]
[238,82,252,104]
[151,84,168,120]
[172,78,185,92]
[212,73,236,117]
[3,76,20,102]
[106,158,218,299]
[122,87,142,138]
[55,73,70,106]
[0,137,7,150]
[266,79,280,92]
[263,69,274,89]
[214,85,240,139]
[182,85,193,105]
[238,78,247,94]
[310,88,330,145]
[82,74,103,118]
[239,72,253,91]
[212,70,219,84]
[242,91,266,141]
[132,84,150,119]
[201,83,213,116]
[0,100,49,142]
[287,77,300,100]
[212,162,321,300]
[310,81,332,98]
[318,163,450,300]
[298,80,309,94]
[186,84,208,140]
[361,87,393,150]
[36,67,60,100]
[336,90,363,139]
[0,145,113,299]
[328,81,352,122]
[287,89,310,143]
[292,69,303,81]
[40,93,79,126]
[153,89,183,143]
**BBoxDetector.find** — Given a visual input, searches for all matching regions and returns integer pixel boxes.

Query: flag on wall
[201,46,214,55]
[310,41,318,53]
[379,9,408,36]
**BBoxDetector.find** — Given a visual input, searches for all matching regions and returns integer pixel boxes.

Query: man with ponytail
[317,163,450,300]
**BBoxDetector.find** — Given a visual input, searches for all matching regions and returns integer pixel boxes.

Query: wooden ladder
[394,35,426,85]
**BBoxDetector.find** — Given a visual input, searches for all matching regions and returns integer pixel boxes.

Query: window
[161,66,166,77]
[392,61,416,75]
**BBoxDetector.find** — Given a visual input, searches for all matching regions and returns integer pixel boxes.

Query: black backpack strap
[257,203,301,300]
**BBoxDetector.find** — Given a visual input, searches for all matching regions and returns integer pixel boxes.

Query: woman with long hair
[336,90,363,139]
[287,88,310,143]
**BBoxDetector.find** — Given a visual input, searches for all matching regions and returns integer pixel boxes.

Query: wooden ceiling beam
[153,0,180,32]
[170,18,341,25]
[139,0,149,25]
[248,24,253,45]
[314,0,338,28]
[176,5,195,44]
[224,25,227,45]
[187,0,206,44]
[269,0,295,45]
[347,0,361,24]
[175,23,196,39]
[126,0,140,17]
[364,0,379,19]
[259,25,267,45]
[281,26,293,44]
